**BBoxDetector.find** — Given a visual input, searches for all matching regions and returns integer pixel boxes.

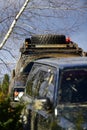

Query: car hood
[56,103,87,129]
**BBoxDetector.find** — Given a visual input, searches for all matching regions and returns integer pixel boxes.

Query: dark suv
[9,34,87,97]
[22,57,87,130]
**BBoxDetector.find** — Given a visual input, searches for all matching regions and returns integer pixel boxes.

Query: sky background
[66,0,87,51]
[71,24,87,51]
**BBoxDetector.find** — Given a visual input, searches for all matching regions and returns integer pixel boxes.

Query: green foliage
[75,112,84,130]
[1,74,9,94]
[0,74,10,101]
[0,74,24,130]
[0,92,5,102]
[0,97,23,130]
[50,121,62,130]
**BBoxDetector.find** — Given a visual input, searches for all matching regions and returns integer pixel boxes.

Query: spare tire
[31,34,66,44]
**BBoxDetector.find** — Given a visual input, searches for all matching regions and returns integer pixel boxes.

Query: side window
[59,70,74,103]
[26,64,41,96]
[26,68,48,97]
[39,69,55,102]
[32,70,46,97]
[59,69,87,103]
[26,64,56,103]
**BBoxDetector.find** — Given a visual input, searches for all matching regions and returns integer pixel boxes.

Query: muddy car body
[22,57,87,130]
[9,34,87,101]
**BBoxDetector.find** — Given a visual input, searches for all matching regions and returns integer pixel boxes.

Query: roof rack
[20,35,86,57]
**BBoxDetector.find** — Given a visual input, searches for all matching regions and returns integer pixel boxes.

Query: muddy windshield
[14,75,27,87]
[14,80,25,86]
[59,68,87,103]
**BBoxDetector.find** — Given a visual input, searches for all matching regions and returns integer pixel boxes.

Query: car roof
[34,57,87,69]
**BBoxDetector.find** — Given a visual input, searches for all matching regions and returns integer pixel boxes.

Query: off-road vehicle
[9,34,87,101]
[22,57,87,130]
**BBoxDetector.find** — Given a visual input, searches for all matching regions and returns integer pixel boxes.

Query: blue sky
[67,0,87,51]
[71,24,87,51]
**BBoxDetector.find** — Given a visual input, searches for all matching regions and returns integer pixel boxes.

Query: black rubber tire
[31,34,66,44]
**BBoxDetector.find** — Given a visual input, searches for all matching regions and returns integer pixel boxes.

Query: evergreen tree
[0,74,23,130]
[0,98,23,130]
[2,74,9,94]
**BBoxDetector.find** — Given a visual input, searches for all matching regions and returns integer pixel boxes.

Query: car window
[14,76,26,87]
[59,68,87,103]
[39,72,55,102]
[26,64,41,96]
[26,63,56,102]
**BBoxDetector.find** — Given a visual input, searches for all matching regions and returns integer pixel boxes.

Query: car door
[25,63,57,130]
[56,67,87,130]
[35,68,56,130]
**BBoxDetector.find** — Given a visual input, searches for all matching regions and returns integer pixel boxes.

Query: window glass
[59,68,87,103]
[14,74,27,88]
[26,64,56,102]
[26,64,41,96]
[39,70,55,102]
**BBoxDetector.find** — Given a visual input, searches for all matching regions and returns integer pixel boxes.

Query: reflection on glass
[60,69,87,103]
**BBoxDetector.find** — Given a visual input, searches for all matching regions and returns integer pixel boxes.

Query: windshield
[59,68,87,103]
[14,80,25,86]
[14,75,27,87]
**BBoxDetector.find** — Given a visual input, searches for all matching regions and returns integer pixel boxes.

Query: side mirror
[33,97,52,110]
[20,95,52,111]
[20,94,33,104]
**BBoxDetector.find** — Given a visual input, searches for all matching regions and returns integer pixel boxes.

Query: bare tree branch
[0,0,30,49]
[0,58,11,71]
[2,48,16,59]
